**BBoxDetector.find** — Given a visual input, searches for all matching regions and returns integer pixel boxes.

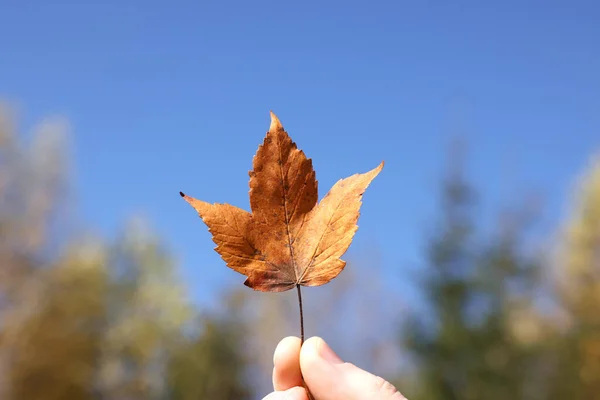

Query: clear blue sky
[1,0,599,306]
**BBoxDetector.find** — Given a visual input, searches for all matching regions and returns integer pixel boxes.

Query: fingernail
[318,339,344,364]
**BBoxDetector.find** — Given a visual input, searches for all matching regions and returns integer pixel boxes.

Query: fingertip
[300,336,343,370]
[274,336,301,365]
[299,337,321,373]
[300,338,407,400]
[299,336,322,360]
[273,336,303,391]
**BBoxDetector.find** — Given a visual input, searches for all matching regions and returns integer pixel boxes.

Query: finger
[272,336,303,391]
[300,337,407,400]
[262,387,309,400]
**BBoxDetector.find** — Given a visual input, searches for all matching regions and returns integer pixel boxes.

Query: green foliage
[402,149,549,400]
[97,219,191,399]
[167,313,252,400]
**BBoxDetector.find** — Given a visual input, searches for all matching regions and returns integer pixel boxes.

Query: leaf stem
[296,284,315,400]
[297,284,305,344]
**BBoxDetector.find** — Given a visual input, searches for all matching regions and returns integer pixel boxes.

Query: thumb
[300,337,406,400]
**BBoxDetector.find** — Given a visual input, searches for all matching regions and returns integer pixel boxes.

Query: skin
[262,336,407,400]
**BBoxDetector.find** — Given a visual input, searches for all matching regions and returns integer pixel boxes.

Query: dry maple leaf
[180,111,383,293]
[181,112,382,399]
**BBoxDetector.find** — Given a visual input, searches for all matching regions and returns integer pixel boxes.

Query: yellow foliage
[559,154,600,397]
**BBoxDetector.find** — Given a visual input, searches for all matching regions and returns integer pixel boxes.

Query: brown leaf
[181,111,383,292]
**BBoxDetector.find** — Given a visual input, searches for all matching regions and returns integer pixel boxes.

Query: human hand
[262,336,407,400]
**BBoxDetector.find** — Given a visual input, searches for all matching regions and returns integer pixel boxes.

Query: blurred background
[1,1,599,399]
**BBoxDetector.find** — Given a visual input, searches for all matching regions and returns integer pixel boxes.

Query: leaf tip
[179,191,194,206]
[269,110,283,131]
[371,161,385,176]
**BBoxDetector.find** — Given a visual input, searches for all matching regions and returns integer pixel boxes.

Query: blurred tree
[0,105,68,313]
[551,155,600,399]
[401,145,478,400]
[166,290,253,400]
[0,105,75,398]
[0,104,255,399]
[3,243,108,400]
[401,144,548,400]
[97,219,191,399]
